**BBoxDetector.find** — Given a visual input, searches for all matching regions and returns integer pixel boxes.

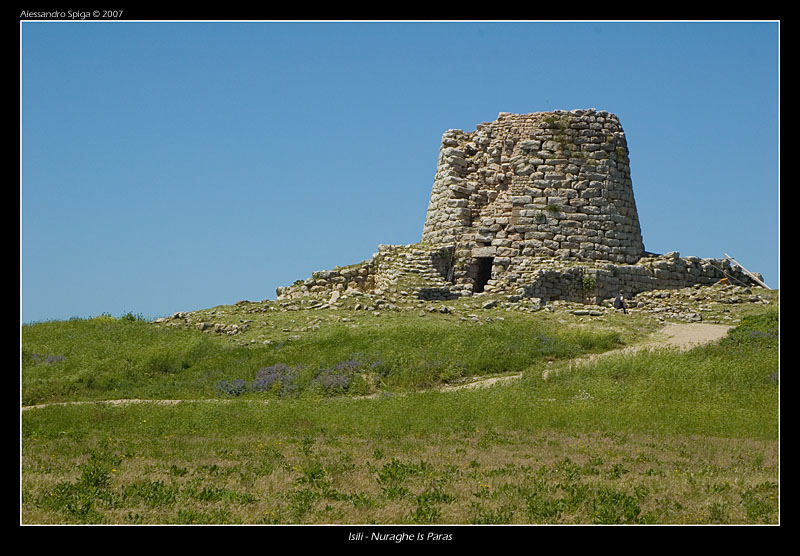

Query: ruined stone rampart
[276,243,455,301]
[276,246,756,304]
[516,252,753,303]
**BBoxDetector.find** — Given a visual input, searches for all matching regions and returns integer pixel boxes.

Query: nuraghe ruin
[276,109,763,303]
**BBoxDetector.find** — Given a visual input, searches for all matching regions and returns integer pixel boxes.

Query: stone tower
[277,109,763,303]
[421,109,645,292]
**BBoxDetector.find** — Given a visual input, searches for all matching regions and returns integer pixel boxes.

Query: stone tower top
[421,109,644,271]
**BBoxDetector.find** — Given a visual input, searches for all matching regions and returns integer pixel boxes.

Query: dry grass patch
[22,428,777,524]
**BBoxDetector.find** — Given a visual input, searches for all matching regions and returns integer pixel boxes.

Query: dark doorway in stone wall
[473,257,494,293]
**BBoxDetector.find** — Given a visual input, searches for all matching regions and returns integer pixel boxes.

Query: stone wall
[276,243,762,304]
[513,252,760,303]
[275,243,455,301]
[276,261,375,300]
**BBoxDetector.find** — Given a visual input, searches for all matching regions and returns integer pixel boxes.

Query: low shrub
[217,379,247,396]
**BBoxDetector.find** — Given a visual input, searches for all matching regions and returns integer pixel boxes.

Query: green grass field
[21,292,779,524]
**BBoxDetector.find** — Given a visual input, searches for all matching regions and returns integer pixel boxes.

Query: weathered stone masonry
[276,110,762,303]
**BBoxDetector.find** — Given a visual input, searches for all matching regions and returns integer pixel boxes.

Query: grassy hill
[21,288,779,524]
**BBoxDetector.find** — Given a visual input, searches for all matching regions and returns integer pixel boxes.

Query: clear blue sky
[21,21,780,323]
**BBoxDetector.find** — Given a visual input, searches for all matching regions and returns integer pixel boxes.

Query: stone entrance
[473,257,494,293]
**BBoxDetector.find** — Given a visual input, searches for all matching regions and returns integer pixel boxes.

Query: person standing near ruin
[614,290,628,314]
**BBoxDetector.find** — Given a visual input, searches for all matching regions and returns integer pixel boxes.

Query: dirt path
[540,322,732,381]
[21,323,732,411]
[443,322,732,387]
[631,322,733,351]
[22,398,188,412]
[348,322,731,396]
